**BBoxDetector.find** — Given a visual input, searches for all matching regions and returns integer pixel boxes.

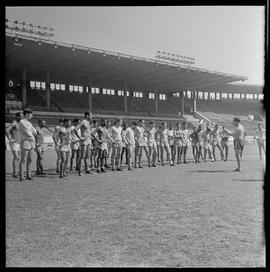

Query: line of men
[6,109,266,181]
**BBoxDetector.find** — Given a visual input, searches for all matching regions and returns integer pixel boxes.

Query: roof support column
[22,69,27,107]
[154,86,158,115]
[192,90,196,113]
[124,81,128,113]
[214,92,217,100]
[46,71,50,109]
[181,91,185,117]
[88,77,92,113]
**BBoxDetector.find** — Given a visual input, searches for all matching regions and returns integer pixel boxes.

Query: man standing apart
[254,123,266,160]
[6,112,23,177]
[18,108,37,181]
[222,117,245,172]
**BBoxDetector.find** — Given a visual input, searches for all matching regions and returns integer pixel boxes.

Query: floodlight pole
[46,71,50,109]
[124,81,128,113]
[22,69,27,107]
[88,77,92,112]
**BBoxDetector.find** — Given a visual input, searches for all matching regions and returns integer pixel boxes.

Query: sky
[6,6,265,85]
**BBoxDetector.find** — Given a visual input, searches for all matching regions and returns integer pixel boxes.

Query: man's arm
[5,122,16,141]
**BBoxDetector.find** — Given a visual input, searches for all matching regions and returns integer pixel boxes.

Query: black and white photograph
[5,5,266,267]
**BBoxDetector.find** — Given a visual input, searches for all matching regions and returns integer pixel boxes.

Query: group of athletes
[6,109,266,181]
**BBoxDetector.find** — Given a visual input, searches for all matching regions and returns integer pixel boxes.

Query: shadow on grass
[233,179,264,182]
[187,170,227,173]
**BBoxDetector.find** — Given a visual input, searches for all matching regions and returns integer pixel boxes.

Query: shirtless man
[181,122,190,163]
[189,126,199,163]
[211,124,224,161]
[52,119,64,173]
[69,119,81,172]
[174,123,183,164]
[55,119,71,178]
[108,118,123,171]
[221,126,229,161]
[254,123,266,160]
[75,112,93,176]
[158,122,174,166]
[202,125,214,162]
[35,120,54,175]
[6,112,23,177]
[18,108,37,181]
[105,120,112,168]
[196,124,204,163]
[122,122,136,170]
[222,117,246,172]
[96,119,110,173]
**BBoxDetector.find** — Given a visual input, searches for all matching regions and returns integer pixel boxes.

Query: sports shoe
[170,163,175,166]
[97,170,101,173]
[139,166,143,168]
[152,164,156,167]
[19,177,26,182]
[117,168,123,171]
[233,168,240,172]
[101,168,106,173]
[79,172,84,176]
[128,167,133,171]
[26,176,35,181]
[12,173,18,178]
[112,168,116,171]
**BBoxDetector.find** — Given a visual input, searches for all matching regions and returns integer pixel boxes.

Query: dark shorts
[234,139,244,150]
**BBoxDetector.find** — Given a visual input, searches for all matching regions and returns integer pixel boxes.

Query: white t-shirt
[123,127,135,146]
[109,126,122,142]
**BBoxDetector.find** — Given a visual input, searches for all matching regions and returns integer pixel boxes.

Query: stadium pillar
[22,69,27,107]
[88,78,92,112]
[124,81,128,113]
[192,90,197,113]
[154,87,158,114]
[181,91,185,117]
[46,72,50,109]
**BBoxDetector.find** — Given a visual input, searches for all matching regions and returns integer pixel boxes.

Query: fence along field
[5,143,265,267]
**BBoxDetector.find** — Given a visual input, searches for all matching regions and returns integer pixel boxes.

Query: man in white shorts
[134,119,149,168]
[122,121,136,170]
[18,108,37,181]
[202,125,214,162]
[69,119,81,172]
[6,112,23,177]
[108,118,123,171]
[211,124,224,161]
[254,123,265,160]
[145,121,157,167]
[52,119,64,173]
[55,119,71,178]
[105,120,112,168]
[158,122,174,166]
[75,112,93,176]
[168,124,175,164]
[35,119,54,175]
[181,122,190,164]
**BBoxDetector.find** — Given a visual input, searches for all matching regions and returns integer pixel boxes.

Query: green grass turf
[5,144,265,267]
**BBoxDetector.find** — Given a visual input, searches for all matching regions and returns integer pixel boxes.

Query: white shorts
[20,140,35,150]
[9,141,20,152]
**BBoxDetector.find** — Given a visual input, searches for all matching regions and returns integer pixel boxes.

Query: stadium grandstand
[6,22,264,136]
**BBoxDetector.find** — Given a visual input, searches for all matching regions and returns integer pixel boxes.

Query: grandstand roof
[6,33,248,93]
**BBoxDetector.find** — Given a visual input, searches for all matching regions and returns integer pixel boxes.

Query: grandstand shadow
[187,170,227,173]
[233,179,264,182]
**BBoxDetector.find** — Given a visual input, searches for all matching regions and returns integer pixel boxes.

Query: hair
[149,121,155,125]
[161,122,166,126]
[23,108,33,115]
[63,118,70,123]
[73,118,79,123]
[59,118,64,123]
[233,117,240,123]
[132,121,137,126]
[138,119,143,123]
[15,112,21,118]
[116,118,122,123]
[92,120,97,124]
[37,119,43,125]
[183,122,187,126]
[84,111,90,117]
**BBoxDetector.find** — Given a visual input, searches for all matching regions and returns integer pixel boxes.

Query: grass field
[5,144,265,267]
